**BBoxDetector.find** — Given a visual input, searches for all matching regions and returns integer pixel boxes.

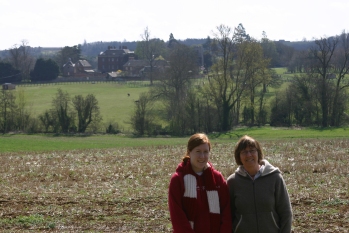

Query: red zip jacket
[168,161,232,233]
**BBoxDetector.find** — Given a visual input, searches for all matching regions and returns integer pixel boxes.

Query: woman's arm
[217,173,233,233]
[168,174,196,233]
[275,173,293,233]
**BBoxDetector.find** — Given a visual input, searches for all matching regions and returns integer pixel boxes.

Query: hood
[175,161,188,174]
[175,160,214,176]
[236,159,280,177]
[260,159,280,176]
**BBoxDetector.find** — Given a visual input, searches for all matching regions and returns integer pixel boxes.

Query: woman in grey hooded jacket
[227,135,292,233]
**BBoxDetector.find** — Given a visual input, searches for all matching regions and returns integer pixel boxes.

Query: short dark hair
[234,135,264,165]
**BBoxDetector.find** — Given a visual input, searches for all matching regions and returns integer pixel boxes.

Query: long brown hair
[182,133,211,164]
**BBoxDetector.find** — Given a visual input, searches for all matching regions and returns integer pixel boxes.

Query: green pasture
[17,82,150,131]
[10,69,348,136]
[273,67,294,80]
[216,126,349,140]
[17,69,292,126]
[0,134,188,153]
[1,127,347,153]
[14,68,296,132]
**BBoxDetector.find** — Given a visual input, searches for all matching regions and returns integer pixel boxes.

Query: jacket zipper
[252,179,259,232]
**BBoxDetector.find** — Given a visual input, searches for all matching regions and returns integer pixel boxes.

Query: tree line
[0,26,313,86]
[0,24,348,135]
[0,88,103,134]
[0,42,81,83]
[130,25,349,136]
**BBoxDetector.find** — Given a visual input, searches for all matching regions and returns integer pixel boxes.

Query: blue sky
[1,0,348,50]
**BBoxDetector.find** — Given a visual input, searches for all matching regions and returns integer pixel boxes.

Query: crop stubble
[0,139,348,232]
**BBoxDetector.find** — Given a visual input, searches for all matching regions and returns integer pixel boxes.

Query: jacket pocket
[257,212,280,232]
[234,215,242,232]
[234,214,257,233]
[270,212,279,229]
[234,212,280,233]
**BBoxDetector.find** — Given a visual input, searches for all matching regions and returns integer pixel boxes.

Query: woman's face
[239,146,259,169]
[189,143,210,173]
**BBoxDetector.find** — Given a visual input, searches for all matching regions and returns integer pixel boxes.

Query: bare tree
[240,39,270,125]
[72,94,102,133]
[39,110,55,133]
[0,90,17,133]
[136,27,166,85]
[330,31,349,126]
[130,92,154,135]
[151,43,198,135]
[260,31,278,68]
[162,44,197,101]
[8,40,35,81]
[52,88,74,133]
[308,36,339,127]
[204,24,252,131]
[15,89,31,131]
[206,25,236,131]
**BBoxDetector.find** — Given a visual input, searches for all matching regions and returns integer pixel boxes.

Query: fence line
[16,80,152,88]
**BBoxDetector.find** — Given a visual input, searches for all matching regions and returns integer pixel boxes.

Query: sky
[1,0,349,50]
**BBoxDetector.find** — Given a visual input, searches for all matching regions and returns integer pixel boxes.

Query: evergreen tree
[0,62,21,83]
[30,58,60,81]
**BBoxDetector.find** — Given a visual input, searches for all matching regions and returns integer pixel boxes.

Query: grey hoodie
[227,160,292,233]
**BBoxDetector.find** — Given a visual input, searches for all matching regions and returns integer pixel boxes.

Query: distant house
[106,72,118,80]
[139,60,170,80]
[76,60,94,73]
[62,58,75,76]
[152,59,170,71]
[123,58,148,76]
[98,46,134,73]
[2,83,16,90]
[62,59,95,77]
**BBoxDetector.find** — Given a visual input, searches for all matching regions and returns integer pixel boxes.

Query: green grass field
[17,82,149,131]
[11,69,349,137]
[16,68,294,132]
[1,126,348,153]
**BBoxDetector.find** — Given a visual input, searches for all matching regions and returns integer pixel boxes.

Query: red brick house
[131,59,170,79]
[98,46,134,73]
[63,59,94,76]
[123,57,148,76]
[76,60,93,73]
[62,58,75,76]
[122,57,170,78]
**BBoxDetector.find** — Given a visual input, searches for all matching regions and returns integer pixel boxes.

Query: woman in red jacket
[168,133,232,233]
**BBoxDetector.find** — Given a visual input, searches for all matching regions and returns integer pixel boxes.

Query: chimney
[129,57,134,61]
